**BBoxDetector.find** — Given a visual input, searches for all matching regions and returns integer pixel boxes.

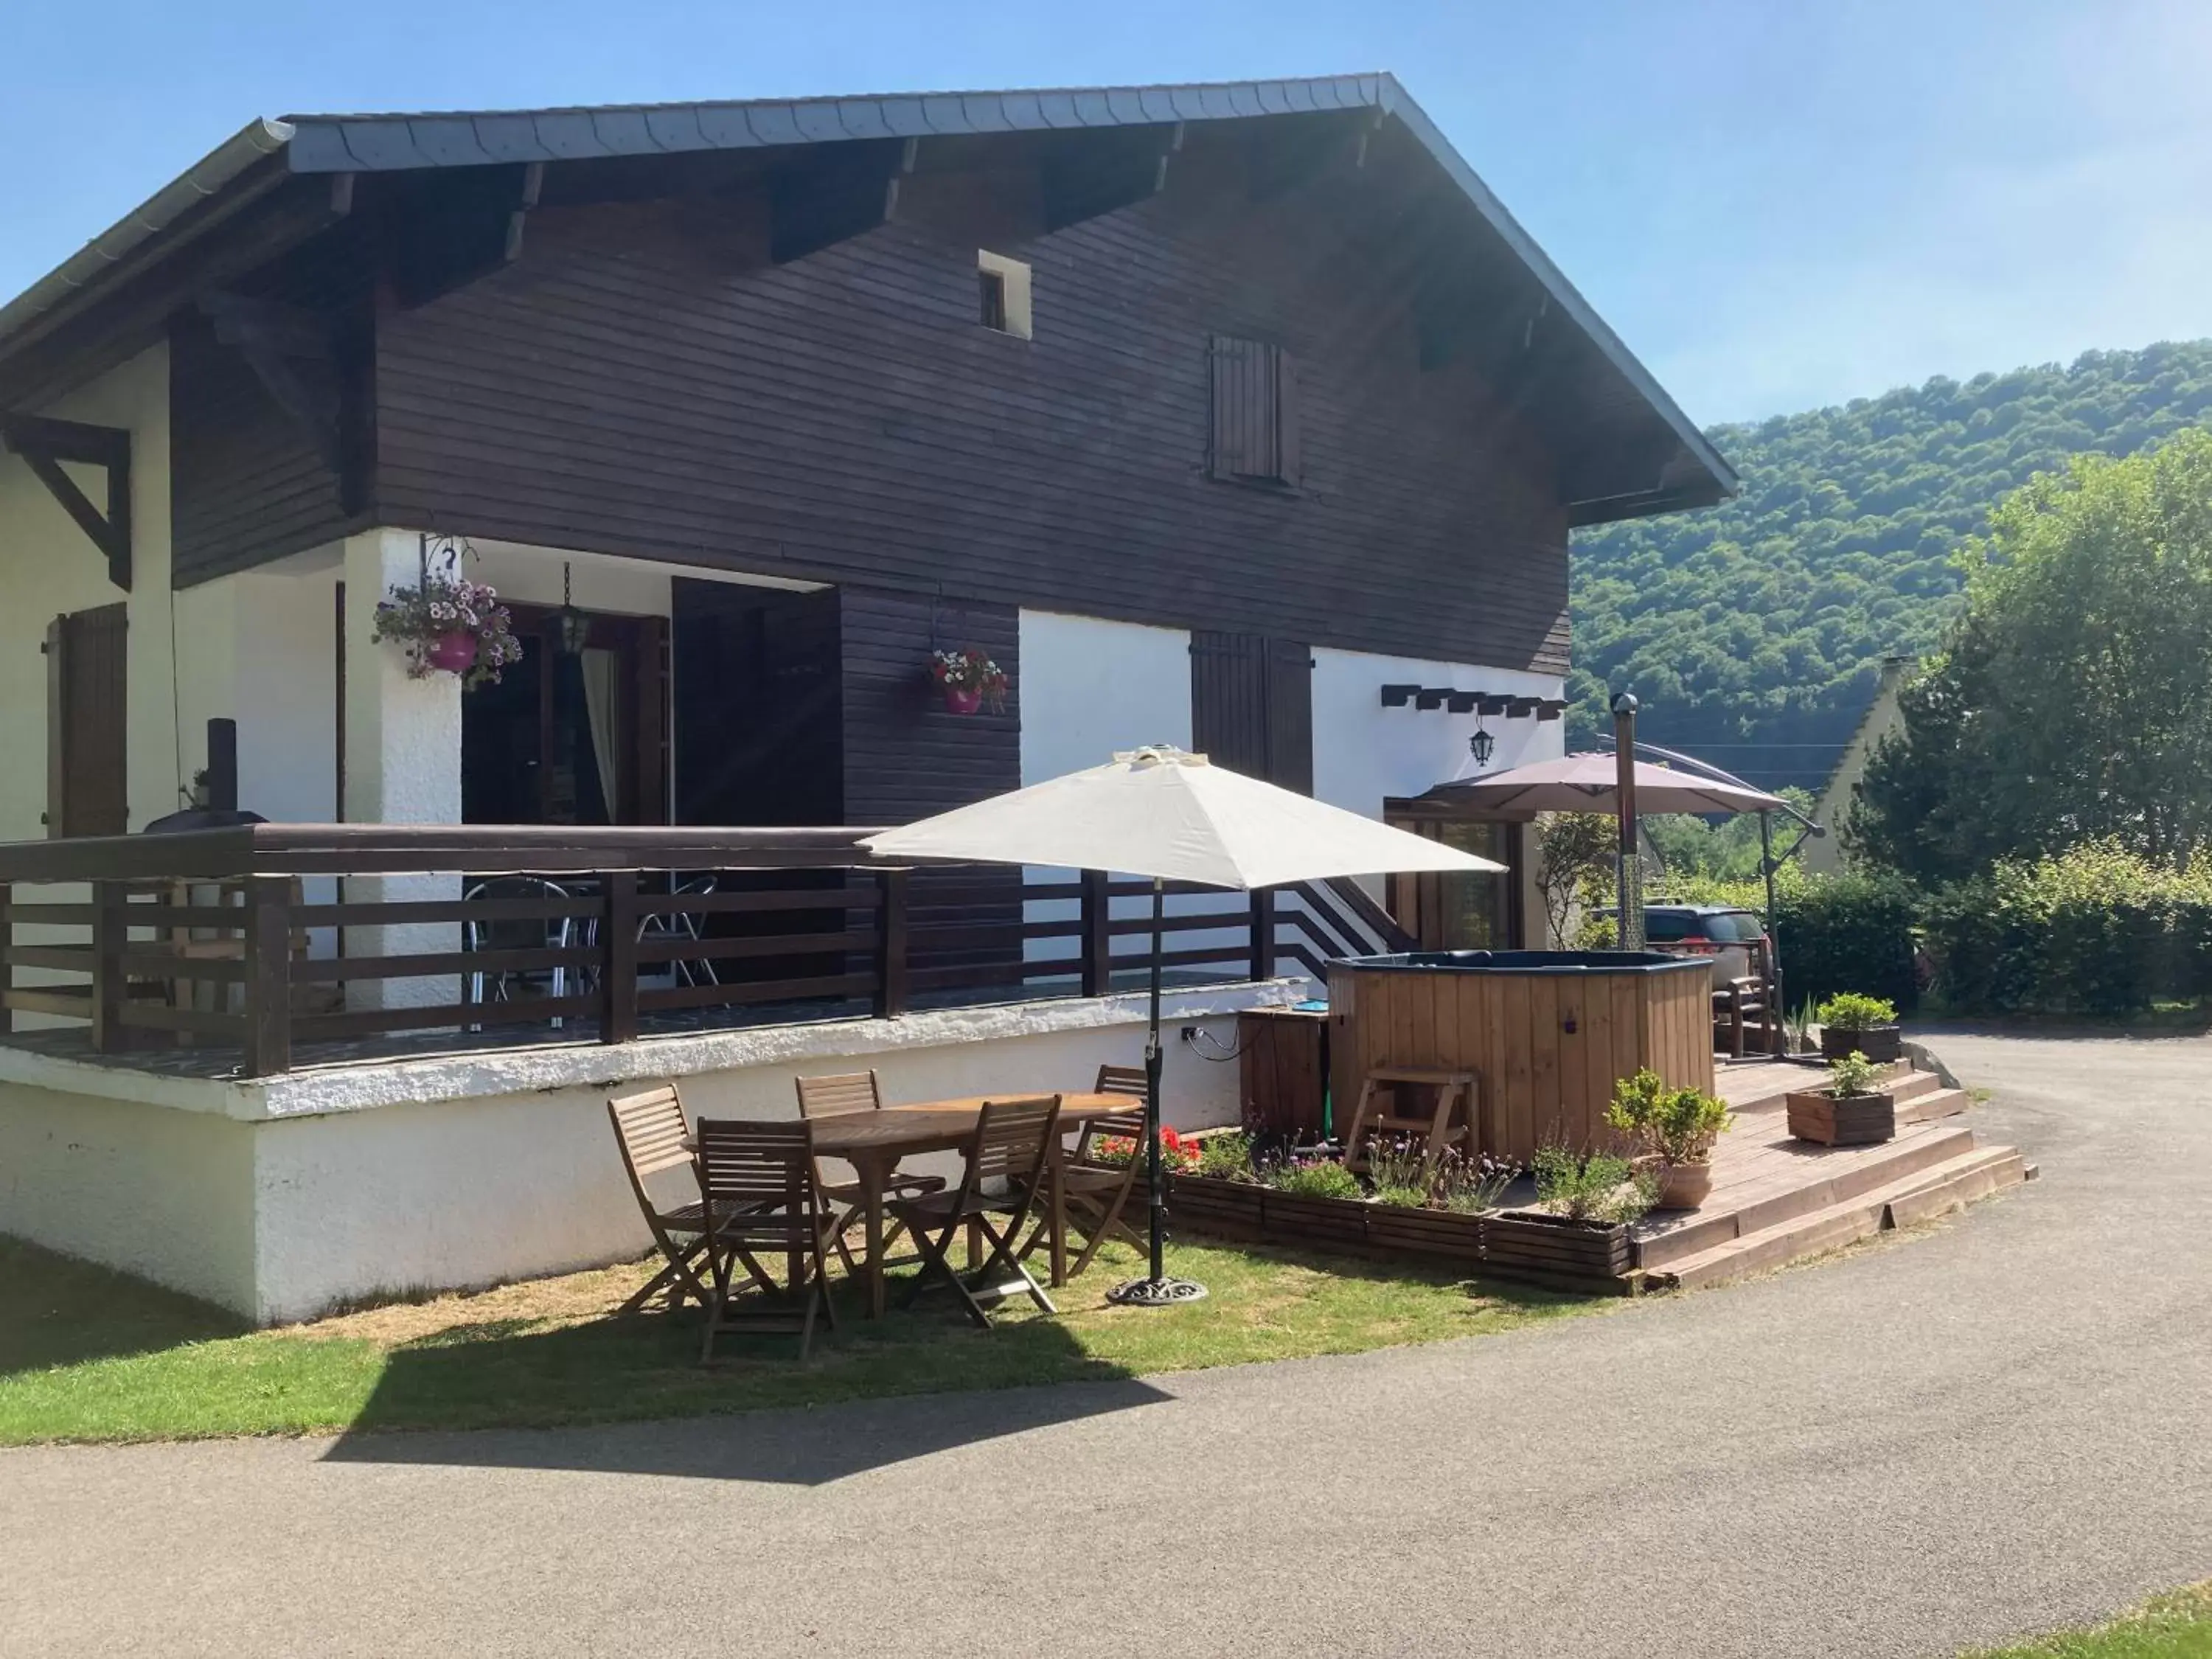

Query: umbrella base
[1105,1276,1209,1308]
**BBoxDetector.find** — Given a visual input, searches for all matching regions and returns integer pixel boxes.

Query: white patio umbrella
[860,745,1502,1307]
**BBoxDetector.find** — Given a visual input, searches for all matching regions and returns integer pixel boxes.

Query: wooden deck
[1633,1062,2032,1290]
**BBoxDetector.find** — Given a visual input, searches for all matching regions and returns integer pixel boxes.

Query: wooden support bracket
[1040,122,1181,232]
[771,139,911,264]
[0,414,131,588]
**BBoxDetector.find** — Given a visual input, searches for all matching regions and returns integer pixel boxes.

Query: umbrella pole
[1107,876,1208,1307]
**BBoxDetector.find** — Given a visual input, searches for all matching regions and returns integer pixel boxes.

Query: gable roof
[0,73,1736,520]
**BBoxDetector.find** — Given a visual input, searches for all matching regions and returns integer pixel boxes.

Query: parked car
[1640,904,1772,986]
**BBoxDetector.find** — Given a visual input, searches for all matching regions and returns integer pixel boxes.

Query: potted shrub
[1486,1144,1658,1287]
[1786,1050,1898,1146]
[1605,1068,1733,1210]
[371,574,523,687]
[1817,992,1902,1064]
[929,647,1009,714]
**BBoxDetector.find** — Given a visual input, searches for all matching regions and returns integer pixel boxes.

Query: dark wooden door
[1192,629,1311,793]
[46,604,128,838]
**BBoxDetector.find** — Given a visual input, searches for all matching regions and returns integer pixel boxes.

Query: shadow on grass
[321,1275,1173,1484]
[0,1236,246,1375]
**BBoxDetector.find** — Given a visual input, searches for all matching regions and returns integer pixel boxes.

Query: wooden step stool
[1343,1065,1480,1171]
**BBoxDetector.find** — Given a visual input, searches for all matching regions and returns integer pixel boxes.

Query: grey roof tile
[644,106,711,152]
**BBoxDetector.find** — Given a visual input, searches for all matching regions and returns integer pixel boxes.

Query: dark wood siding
[46,604,129,837]
[371,138,1571,674]
[168,312,355,585]
[1192,630,1312,793]
[839,588,1021,977]
[672,581,842,826]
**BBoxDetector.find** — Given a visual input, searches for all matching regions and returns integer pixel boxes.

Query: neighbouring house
[0,74,1735,1318]
[1804,655,1915,876]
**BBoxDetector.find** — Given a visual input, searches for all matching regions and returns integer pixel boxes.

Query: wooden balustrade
[0,823,1377,1077]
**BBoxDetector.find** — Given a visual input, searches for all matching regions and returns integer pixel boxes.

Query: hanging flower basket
[372,574,523,689]
[929,646,1008,715]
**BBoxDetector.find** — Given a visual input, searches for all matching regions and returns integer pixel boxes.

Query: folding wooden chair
[1021,1104,1147,1280]
[890,1096,1062,1329]
[694,1118,840,1363]
[1095,1062,1150,1101]
[794,1070,949,1272]
[607,1085,721,1316]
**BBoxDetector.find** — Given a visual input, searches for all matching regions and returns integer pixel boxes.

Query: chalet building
[0,75,1735,1319]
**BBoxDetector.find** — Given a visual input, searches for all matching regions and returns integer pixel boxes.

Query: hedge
[1773,872,1921,1014]
[1922,844,2212,1016]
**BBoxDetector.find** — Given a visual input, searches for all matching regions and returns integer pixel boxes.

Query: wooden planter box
[1820,1024,1902,1064]
[1262,1191,1371,1251]
[1361,1202,1486,1264]
[1785,1088,1897,1146]
[1164,1172,1267,1239]
[1483,1208,1635,1291]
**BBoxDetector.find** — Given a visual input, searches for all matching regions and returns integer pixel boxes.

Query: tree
[1569,339,2212,787]
[1534,813,1615,947]
[1849,429,2212,878]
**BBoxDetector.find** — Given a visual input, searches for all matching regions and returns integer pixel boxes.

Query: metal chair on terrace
[889,1096,1063,1329]
[464,874,585,1027]
[639,874,720,990]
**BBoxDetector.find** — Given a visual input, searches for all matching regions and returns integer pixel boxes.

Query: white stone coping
[0,978,1313,1122]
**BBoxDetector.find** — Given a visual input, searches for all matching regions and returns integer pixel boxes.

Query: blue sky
[4,0,2209,424]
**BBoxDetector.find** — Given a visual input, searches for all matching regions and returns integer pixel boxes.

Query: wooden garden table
[809,1092,1133,1318]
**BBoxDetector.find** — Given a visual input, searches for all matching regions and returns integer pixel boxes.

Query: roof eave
[0,119,293,352]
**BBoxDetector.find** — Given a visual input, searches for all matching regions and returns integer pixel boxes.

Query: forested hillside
[1568,340,2212,790]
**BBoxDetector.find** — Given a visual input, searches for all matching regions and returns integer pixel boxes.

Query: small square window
[976,249,1032,339]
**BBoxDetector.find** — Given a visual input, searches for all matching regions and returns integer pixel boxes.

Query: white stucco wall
[0,344,175,841]
[0,1079,260,1312]
[1310,647,1566,819]
[0,979,1281,1322]
[1018,609,1194,782]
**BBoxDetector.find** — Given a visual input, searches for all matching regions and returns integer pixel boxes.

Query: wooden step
[1896,1085,1971,1125]
[1887,1069,1944,1104]
[1635,1124,1976,1270]
[1652,1141,2026,1291]
[1883,1147,2029,1228]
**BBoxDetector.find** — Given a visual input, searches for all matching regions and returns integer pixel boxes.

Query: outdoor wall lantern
[555,563,590,656]
[1468,726,1497,768]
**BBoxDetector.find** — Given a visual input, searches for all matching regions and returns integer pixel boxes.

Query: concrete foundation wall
[0,988,1265,1324]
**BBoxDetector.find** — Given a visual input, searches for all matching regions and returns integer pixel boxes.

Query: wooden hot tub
[1327,950,1714,1163]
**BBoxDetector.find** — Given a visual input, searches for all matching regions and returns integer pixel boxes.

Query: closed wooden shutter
[46,603,128,838]
[1265,636,1313,795]
[1191,630,1311,793]
[1208,335,1299,486]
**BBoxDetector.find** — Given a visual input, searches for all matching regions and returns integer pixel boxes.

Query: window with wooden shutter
[1190,630,1312,793]
[1208,335,1300,487]
[45,603,129,838]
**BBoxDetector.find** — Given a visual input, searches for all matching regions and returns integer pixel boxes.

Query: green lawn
[1964,1585,2212,1657]
[0,1234,1599,1445]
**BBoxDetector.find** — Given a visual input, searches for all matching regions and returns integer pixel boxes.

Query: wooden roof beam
[0,415,131,588]
[1039,122,1182,233]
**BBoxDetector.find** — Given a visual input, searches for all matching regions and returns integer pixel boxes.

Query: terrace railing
[0,824,1390,1078]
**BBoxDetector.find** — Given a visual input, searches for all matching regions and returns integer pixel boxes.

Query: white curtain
[580,647,621,822]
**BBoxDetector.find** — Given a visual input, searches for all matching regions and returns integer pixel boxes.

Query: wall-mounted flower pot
[1658,1160,1714,1210]
[1484,1208,1635,1290]
[425,630,479,675]
[1821,1023,1902,1064]
[1786,1088,1897,1146]
[942,686,984,715]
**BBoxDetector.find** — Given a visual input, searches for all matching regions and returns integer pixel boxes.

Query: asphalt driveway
[3,1030,2208,1658]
